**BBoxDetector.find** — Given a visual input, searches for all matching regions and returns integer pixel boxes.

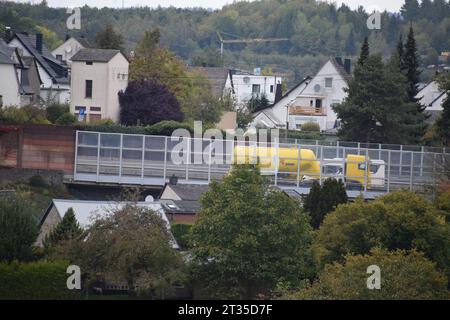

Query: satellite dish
[314,84,321,93]
[145,195,154,202]
[243,76,250,84]
[65,46,72,53]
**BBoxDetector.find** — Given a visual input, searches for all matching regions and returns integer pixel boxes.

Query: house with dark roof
[250,76,312,129]
[158,183,209,223]
[0,39,41,106]
[8,32,70,104]
[251,57,352,132]
[52,35,92,66]
[416,80,448,122]
[70,48,129,122]
[188,67,231,98]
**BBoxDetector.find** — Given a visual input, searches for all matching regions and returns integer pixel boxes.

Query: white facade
[288,59,350,131]
[416,81,446,111]
[0,63,21,106]
[70,52,129,122]
[52,37,85,65]
[9,37,70,104]
[227,73,282,106]
[250,77,311,129]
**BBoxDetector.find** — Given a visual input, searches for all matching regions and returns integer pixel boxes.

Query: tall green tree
[403,26,423,107]
[0,194,38,262]
[44,208,82,249]
[357,36,369,66]
[303,179,348,229]
[333,54,424,144]
[95,24,124,50]
[190,165,313,299]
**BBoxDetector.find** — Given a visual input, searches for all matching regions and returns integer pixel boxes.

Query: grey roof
[73,36,92,48]
[189,67,229,98]
[256,76,312,112]
[12,33,69,84]
[161,199,201,215]
[71,48,121,62]
[330,57,352,84]
[0,39,15,64]
[162,183,209,201]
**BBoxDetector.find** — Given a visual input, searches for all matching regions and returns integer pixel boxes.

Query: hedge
[0,260,82,300]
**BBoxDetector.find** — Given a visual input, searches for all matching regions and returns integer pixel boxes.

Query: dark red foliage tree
[119,80,184,126]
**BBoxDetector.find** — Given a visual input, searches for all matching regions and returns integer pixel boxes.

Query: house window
[56,54,63,61]
[296,124,302,129]
[86,61,93,65]
[325,77,333,88]
[85,80,93,98]
[90,106,101,112]
[270,85,274,93]
[315,99,322,113]
[252,84,261,95]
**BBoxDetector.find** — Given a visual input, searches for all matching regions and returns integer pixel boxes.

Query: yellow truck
[233,145,385,188]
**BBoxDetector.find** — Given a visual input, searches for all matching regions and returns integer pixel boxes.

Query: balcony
[289,105,326,116]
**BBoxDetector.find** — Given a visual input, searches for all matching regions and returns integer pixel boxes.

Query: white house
[52,36,91,66]
[70,48,129,122]
[0,39,41,107]
[287,58,351,132]
[37,199,179,249]
[0,40,21,107]
[228,69,283,106]
[250,57,351,132]
[8,32,70,104]
[416,80,448,122]
[250,76,311,128]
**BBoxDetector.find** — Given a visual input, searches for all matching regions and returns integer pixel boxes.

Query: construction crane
[217,31,289,58]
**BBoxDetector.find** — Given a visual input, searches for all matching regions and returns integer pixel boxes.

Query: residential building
[158,183,209,223]
[52,35,91,66]
[37,199,179,249]
[70,48,129,122]
[250,76,311,128]
[8,32,70,104]
[288,57,351,132]
[250,58,351,132]
[416,80,448,122]
[228,69,283,106]
[0,39,41,106]
[188,66,230,98]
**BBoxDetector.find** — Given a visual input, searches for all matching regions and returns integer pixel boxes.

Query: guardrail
[74,131,450,192]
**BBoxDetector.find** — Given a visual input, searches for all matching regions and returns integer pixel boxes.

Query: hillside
[1,0,449,83]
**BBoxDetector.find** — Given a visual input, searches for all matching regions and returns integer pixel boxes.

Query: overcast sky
[11,1,404,12]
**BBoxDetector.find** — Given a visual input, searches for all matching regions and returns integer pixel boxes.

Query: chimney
[274,83,282,104]
[344,58,352,75]
[65,34,70,41]
[35,33,43,54]
[169,174,178,185]
[335,56,343,66]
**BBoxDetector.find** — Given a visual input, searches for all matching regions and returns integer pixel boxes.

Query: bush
[312,191,450,275]
[170,224,192,250]
[0,105,50,125]
[0,260,82,299]
[29,174,49,188]
[301,122,321,132]
[284,248,449,300]
[278,129,324,141]
[0,194,38,262]
[55,113,77,125]
[145,120,194,136]
[45,103,70,123]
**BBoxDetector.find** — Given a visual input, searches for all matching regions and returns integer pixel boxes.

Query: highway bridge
[72,131,450,199]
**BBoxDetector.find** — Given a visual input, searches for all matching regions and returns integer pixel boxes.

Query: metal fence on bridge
[74,131,450,193]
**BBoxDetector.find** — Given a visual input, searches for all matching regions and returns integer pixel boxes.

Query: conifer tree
[44,208,82,248]
[358,37,369,66]
[403,25,423,108]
